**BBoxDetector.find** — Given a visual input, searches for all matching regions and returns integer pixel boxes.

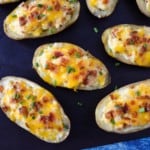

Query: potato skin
[86,0,118,18]
[95,79,150,134]
[102,24,150,67]
[33,42,110,91]
[0,76,70,143]
[136,0,150,17]
[0,0,19,4]
[3,0,80,40]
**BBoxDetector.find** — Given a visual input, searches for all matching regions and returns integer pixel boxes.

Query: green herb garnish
[67,66,76,73]
[11,14,17,18]
[77,101,83,106]
[14,93,20,99]
[136,91,141,96]
[110,119,115,125]
[93,27,99,33]
[35,62,39,67]
[37,4,43,8]
[138,107,145,113]
[115,62,120,67]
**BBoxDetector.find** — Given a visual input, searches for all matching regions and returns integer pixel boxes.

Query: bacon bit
[110,94,118,100]
[60,57,69,67]
[68,48,76,56]
[123,123,130,128]
[105,111,113,119]
[33,102,43,112]
[123,117,131,121]
[25,123,30,128]
[132,112,137,118]
[122,103,129,113]
[28,11,39,20]
[40,112,55,125]
[111,28,119,38]
[46,62,57,71]
[83,70,97,85]
[13,82,26,92]
[0,85,4,92]
[53,1,61,11]
[139,45,147,56]
[54,51,64,58]
[19,16,27,26]
[1,106,10,112]
[102,0,109,4]
[146,103,150,112]
[137,95,150,100]
[48,112,55,122]
[42,96,51,103]
[19,106,28,117]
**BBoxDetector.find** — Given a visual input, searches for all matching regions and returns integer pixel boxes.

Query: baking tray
[0,0,150,149]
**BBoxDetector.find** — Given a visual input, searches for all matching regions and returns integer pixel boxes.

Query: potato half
[96,79,150,134]
[102,24,150,67]
[0,0,19,4]
[3,0,80,40]
[136,0,150,17]
[0,76,70,143]
[33,42,110,91]
[86,0,118,18]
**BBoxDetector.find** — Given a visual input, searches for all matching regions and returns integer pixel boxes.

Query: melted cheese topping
[103,25,150,67]
[89,0,114,10]
[5,0,79,38]
[0,77,69,143]
[102,81,150,131]
[33,43,109,90]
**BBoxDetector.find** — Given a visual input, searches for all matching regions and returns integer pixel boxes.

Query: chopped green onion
[35,62,39,67]
[138,107,145,113]
[11,14,17,18]
[47,6,53,10]
[93,27,99,33]
[136,91,141,96]
[37,4,43,8]
[99,71,103,75]
[115,62,120,67]
[110,119,115,125]
[14,93,20,99]
[77,101,83,106]
[67,66,76,73]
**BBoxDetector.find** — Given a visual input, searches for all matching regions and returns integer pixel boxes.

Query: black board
[0,0,150,149]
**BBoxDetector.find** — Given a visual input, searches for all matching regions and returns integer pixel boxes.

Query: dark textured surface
[0,0,150,150]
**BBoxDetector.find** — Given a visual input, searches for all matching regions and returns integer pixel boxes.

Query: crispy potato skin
[86,0,118,18]
[136,0,150,17]
[0,76,70,143]
[33,42,110,91]
[95,79,150,134]
[102,24,150,67]
[3,0,80,40]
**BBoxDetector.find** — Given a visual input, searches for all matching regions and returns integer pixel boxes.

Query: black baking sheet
[0,0,150,149]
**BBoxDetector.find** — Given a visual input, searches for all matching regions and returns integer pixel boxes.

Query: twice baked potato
[33,42,110,91]
[0,0,19,4]
[3,0,80,40]
[95,79,150,134]
[136,0,150,17]
[0,76,70,143]
[86,0,118,18]
[102,24,150,67]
